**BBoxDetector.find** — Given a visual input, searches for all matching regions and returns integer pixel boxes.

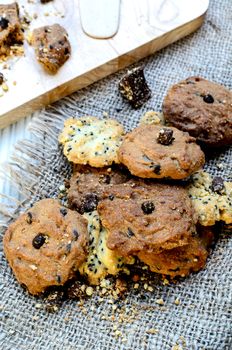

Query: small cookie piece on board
[119,67,151,108]
[162,76,232,147]
[118,124,205,179]
[139,225,214,278]
[0,2,24,57]
[98,180,197,257]
[188,171,232,226]
[68,164,131,213]
[31,24,71,74]
[139,111,165,126]
[3,199,88,295]
[59,117,125,167]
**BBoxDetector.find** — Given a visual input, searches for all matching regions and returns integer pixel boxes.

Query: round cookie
[118,124,205,179]
[97,180,198,257]
[3,199,89,295]
[187,171,232,226]
[162,76,232,147]
[68,164,131,213]
[59,116,125,167]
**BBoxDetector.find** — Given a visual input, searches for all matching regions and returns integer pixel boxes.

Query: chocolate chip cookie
[97,180,198,257]
[31,24,71,73]
[68,164,131,213]
[118,124,205,179]
[163,77,232,147]
[3,199,88,295]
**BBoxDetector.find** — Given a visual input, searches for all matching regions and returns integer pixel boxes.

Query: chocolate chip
[0,73,4,85]
[153,164,161,175]
[109,194,114,201]
[60,208,68,216]
[73,229,79,240]
[211,176,225,193]
[203,94,214,103]
[127,228,135,237]
[157,128,175,145]
[32,234,46,249]
[82,193,99,213]
[0,17,9,30]
[26,212,33,224]
[141,201,155,214]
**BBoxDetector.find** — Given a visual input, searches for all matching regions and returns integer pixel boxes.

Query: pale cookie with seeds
[188,171,232,226]
[3,199,88,295]
[79,211,133,285]
[59,117,125,167]
[139,111,164,126]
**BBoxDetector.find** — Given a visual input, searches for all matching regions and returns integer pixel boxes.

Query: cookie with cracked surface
[188,171,232,226]
[31,24,71,73]
[97,180,198,257]
[0,2,24,56]
[163,76,232,147]
[139,225,214,278]
[79,211,133,285]
[118,124,205,179]
[59,117,125,167]
[68,164,131,213]
[3,199,88,295]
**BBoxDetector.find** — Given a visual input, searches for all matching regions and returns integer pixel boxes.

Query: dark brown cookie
[0,2,23,56]
[32,24,71,73]
[68,164,131,213]
[97,180,197,257]
[162,76,232,147]
[3,199,88,295]
[139,226,214,278]
[118,124,205,179]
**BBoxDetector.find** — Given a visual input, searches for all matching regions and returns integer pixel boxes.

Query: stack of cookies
[3,77,232,297]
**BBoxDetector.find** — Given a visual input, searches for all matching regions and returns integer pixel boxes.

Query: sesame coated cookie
[3,199,89,295]
[118,124,205,179]
[163,76,232,147]
[188,171,232,226]
[59,117,125,167]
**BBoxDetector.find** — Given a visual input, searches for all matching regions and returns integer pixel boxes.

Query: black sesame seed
[60,208,68,216]
[141,201,155,215]
[0,73,4,85]
[32,234,46,249]
[109,194,114,201]
[203,94,214,104]
[73,229,79,240]
[26,212,33,224]
[211,176,224,193]
[56,275,61,284]
[66,243,72,253]
[127,228,135,238]
[0,17,9,30]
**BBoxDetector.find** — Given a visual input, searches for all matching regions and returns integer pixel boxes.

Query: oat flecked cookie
[59,117,125,167]
[31,24,71,73]
[188,171,232,226]
[118,124,205,179]
[163,76,232,147]
[97,180,198,257]
[68,164,131,213]
[79,211,133,285]
[3,199,88,295]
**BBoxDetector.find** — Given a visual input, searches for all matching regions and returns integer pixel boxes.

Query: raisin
[203,94,214,103]
[73,229,79,240]
[153,164,161,175]
[32,234,46,249]
[60,208,68,216]
[157,128,174,146]
[0,17,9,30]
[127,228,135,237]
[141,201,155,214]
[82,193,99,213]
[26,212,33,224]
[0,73,4,85]
[211,176,224,193]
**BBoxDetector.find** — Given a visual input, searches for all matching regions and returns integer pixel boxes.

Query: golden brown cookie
[118,124,205,179]
[139,226,214,278]
[68,164,131,213]
[162,76,232,147]
[3,199,88,295]
[31,24,71,73]
[97,180,198,257]
[0,2,23,57]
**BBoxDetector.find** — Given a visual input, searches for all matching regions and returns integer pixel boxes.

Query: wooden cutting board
[0,0,209,129]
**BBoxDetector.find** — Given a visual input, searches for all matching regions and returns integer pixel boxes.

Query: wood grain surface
[0,0,209,129]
